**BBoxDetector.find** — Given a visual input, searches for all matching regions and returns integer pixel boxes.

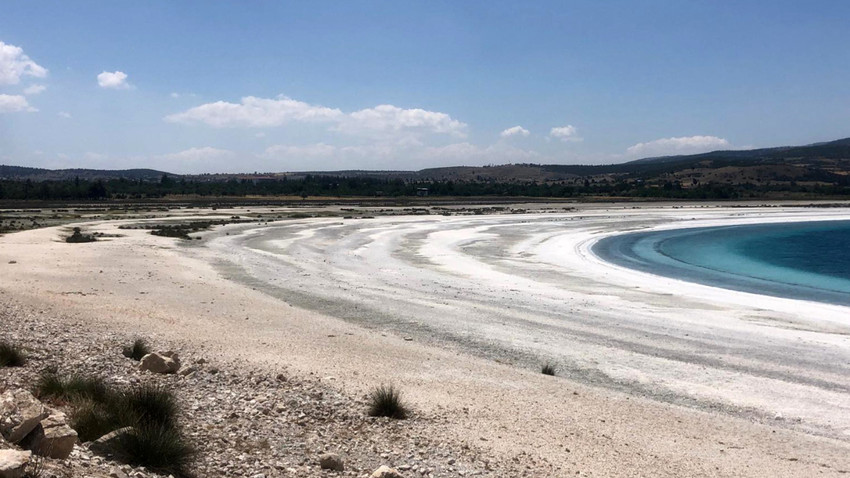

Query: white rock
[371,465,405,478]
[21,410,78,459]
[0,389,49,444]
[0,449,30,478]
[139,351,181,374]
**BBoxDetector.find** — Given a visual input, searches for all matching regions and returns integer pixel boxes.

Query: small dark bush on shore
[122,338,150,361]
[541,362,557,376]
[368,385,409,420]
[35,374,110,403]
[0,341,25,367]
[39,375,192,476]
[112,423,195,475]
[66,226,97,243]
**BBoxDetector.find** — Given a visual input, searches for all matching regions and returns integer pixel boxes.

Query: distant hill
[0,165,171,181]
[3,137,850,191]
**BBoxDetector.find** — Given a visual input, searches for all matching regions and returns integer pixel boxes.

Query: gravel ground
[1,298,552,478]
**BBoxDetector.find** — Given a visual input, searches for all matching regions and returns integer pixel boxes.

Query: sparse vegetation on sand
[0,340,26,367]
[368,384,409,420]
[541,362,557,376]
[65,226,97,243]
[122,338,150,361]
[36,374,193,476]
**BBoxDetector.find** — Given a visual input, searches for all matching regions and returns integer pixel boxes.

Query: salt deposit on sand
[1,202,850,477]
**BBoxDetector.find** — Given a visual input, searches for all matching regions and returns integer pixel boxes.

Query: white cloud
[170,92,180,98]
[549,125,582,142]
[0,42,47,85]
[57,111,72,118]
[97,70,131,89]
[159,147,235,162]
[0,94,36,113]
[500,125,530,138]
[165,95,342,127]
[165,95,467,139]
[626,135,730,158]
[23,84,46,95]
[342,104,467,138]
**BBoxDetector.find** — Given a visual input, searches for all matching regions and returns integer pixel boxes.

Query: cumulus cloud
[0,94,36,113]
[549,125,581,142]
[626,135,730,158]
[97,70,131,89]
[165,95,342,127]
[500,125,530,138]
[0,41,47,85]
[159,147,235,162]
[57,111,72,118]
[165,95,467,139]
[342,104,467,138]
[23,84,46,95]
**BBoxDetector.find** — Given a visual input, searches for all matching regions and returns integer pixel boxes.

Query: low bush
[0,341,25,367]
[35,374,110,403]
[111,423,195,475]
[541,362,557,376]
[367,385,409,420]
[122,338,150,361]
[51,379,192,475]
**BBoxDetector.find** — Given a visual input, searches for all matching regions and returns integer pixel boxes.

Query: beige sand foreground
[1,202,849,477]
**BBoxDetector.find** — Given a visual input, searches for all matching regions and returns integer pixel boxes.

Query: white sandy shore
[1,202,850,476]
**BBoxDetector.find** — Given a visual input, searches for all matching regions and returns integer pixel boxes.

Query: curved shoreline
[2,202,850,476]
[591,219,850,306]
[194,207,850,441]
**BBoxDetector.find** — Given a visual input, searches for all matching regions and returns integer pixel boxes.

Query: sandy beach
[2,202,850,477]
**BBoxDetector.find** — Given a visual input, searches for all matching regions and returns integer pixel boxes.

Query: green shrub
[0,341,25,367]
[122,339,150,361]
[111,423,195,476]
[541,362,557,376]
[35,374,110,403]
[367,385,408,419]
[122,384,177,428]
[70,399,128,442]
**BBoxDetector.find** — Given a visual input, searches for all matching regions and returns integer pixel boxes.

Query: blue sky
[1,1,849,173]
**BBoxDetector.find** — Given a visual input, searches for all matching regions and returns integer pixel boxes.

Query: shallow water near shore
[594,219,850,306]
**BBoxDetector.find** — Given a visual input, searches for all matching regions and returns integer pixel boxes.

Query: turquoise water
[592,220,850,305]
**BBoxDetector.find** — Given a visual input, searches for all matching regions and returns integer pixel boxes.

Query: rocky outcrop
[371,465,405,478]
[0,449,30,478]
[0,390,48,444]
[139,351,180,374]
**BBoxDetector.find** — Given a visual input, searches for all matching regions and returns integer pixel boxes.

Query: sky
[0,0,849,174]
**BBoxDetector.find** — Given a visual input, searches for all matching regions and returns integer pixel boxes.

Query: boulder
[371,465,405,478]
[139,352,181,374]
[319,453,344,471]
[20,410,78,459]
[0,449,30,478]
[0,390,48,444]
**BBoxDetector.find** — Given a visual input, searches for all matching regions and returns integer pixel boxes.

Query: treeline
[2,174,850,201]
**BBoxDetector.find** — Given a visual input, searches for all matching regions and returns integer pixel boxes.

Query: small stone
[0,449,30,478]
[371,465,405,478]
[139,352,181,374]
[319,453,344,471]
